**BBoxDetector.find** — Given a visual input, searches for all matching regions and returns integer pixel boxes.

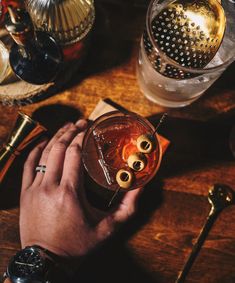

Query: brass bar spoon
[176,184,234,283]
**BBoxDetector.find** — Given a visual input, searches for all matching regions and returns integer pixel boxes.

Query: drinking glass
[137,0,235,108]
[82,111,162,193]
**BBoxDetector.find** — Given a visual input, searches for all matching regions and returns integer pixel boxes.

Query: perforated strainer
[143,0,226,79]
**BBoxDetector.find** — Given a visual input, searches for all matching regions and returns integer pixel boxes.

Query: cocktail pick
[108,113,167,208]
[0,112,47,183]
[108,170,132,208]
[154,113,168,134]
[137,113,167,154]
[175,184,234,283]
[108,188,121,208]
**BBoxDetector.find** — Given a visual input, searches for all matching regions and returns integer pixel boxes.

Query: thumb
[95,188,143,242]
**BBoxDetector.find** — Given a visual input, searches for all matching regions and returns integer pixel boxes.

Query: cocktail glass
[82,111,162,202]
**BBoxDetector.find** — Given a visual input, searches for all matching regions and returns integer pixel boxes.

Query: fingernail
[75,119,88,129]
[62,122,73,129]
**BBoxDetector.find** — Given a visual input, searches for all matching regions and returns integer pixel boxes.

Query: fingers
[42,120,88,186]
[95,188,143,242]
[60,131,86,190]
[116,188,143,221]
[32,120,87,187]
[33,122,73,186]
[75,119,88,129]
[42,126,81,185]
[22,139,48,191]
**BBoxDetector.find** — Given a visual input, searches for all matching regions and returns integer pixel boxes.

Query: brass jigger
[176,184,234,283]
[0,112,47,183]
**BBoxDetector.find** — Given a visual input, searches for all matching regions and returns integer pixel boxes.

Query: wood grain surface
[0,0,235,282]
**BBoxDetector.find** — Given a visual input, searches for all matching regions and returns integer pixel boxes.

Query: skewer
[108,187,121,208]
[108,113,168,208]
[154,112,168,134]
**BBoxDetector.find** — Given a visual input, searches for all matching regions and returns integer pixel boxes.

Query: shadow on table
[32,104,83,135]
[0,156,24,209]
[76,237,163,283]
[148,109,235,180]
[76,178,164,283]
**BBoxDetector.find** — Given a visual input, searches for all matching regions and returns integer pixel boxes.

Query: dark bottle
[5,3,63,85]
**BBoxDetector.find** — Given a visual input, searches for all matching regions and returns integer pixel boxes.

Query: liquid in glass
[82,111,162,192]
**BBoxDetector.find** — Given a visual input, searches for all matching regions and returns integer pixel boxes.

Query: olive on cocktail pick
[127,152,147,171]
[137,134,155,154]
[116,169,133,189]
[137,113,168,154]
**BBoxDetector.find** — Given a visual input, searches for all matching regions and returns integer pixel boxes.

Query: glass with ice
[82,111,162,193]
[137,0,235,108]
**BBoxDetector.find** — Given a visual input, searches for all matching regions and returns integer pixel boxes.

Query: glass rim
[146,0,235,75]
[82,110,163,191]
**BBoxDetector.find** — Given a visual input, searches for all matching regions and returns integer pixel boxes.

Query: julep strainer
[144,0,226,79]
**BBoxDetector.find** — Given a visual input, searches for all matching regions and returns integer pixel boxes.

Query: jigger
[0,112,46,183]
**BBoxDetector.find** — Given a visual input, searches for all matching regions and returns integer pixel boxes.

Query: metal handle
[176,208,218,283]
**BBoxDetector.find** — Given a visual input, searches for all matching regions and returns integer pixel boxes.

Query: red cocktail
[82,111,162,192]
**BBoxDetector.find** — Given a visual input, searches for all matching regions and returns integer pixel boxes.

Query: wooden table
[0,1,235,282]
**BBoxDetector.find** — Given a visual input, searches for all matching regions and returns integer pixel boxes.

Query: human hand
[20,119,142,258]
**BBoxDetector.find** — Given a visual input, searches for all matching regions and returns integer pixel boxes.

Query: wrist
[21,241,84,271]
[5,245,56,283]
[5,245,79,283]
[21,241,71,258]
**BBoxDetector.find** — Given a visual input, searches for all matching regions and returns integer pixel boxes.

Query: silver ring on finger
[35,165,46,173]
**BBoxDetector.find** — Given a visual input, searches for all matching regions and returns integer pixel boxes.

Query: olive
[137,134,155,154]
[116,169,133,189]
[127,152,147,171]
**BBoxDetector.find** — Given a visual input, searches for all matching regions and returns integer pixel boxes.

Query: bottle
[26,0,95,61]
[5,2,63,85]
